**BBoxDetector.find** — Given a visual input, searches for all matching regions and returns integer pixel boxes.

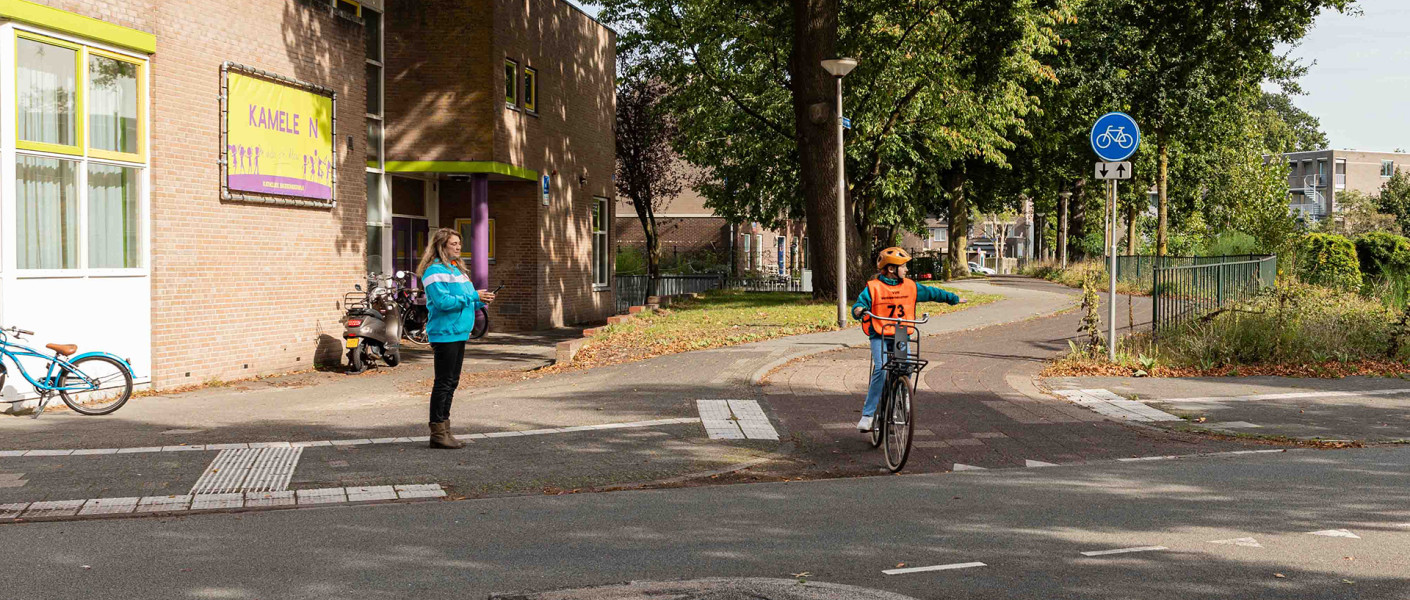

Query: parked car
[968,261,996,276]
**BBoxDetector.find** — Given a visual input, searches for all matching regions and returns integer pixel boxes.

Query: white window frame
[592,196,609,289]
[365,7,390,275]
[4,23,151,280]
[1384,160,1396,178]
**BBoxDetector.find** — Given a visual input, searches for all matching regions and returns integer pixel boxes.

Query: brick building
[0,0,615,401]
[615,186,809,277]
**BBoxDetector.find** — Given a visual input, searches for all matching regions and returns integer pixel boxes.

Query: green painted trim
[383,160,539,182]
[0,0,156,54]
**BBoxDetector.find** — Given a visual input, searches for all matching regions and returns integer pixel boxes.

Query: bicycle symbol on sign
[1095,126,1135,150]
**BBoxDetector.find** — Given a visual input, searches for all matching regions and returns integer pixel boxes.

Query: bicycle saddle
[46,344,77,356]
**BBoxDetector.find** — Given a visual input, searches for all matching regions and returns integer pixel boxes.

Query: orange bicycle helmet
[876,247,912,269]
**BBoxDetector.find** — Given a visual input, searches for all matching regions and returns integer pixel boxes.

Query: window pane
[17,155,79,269]
[18,38,78,147]
[88,164,141,268]
[366,119,382,164]
[364,11,382,62]
[505,61,517,105]
[366,224,384,273]
[366,63,381,115]
[89,55,140,155]
[524,69,536,111]
[366,171,383,223]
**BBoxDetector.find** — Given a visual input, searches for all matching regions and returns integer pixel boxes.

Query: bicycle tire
[469,308,489,339]
[869,385,884,448]
[883,376,914,472]
[57,355,133,416]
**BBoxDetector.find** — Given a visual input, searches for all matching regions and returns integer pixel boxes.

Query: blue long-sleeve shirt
[851,276,960,338]
[422,261,483,343]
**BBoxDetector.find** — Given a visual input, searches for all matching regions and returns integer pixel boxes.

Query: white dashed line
[1081,546,1168,557]
[1054,389,1182,422]
[0,417,709,458]
[951,463,986,471]
[1025,459,1057,468]
[883,562,986,575]
[1307,529,1360,539]
[1209,537,1262,548]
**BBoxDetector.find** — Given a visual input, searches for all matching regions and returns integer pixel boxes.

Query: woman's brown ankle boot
[429,421,465,449]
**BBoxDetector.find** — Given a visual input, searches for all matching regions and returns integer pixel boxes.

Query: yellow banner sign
[226,72,334,200]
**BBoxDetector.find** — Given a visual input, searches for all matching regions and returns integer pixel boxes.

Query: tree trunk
[792,0,858,301]
[634,202,660,299]
[945,170,969,280]
[1126,202,1138,255]
[1157,132,1169,256]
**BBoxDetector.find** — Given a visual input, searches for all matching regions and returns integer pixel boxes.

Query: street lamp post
[1058,191,1072,269]
[822,57,858,328]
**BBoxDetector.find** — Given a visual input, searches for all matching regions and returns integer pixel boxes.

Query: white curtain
[88,164,139,268]
[17,156,78,269]
[88,56,138,154]
[17,39,76,146]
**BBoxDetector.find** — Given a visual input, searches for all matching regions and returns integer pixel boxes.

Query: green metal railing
[1152,255,1278,333]
[1114,254,1267,289]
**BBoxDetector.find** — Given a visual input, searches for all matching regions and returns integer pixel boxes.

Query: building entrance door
[392,216,429,275]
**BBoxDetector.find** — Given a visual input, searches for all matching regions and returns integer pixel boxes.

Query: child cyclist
[850,247,964,432]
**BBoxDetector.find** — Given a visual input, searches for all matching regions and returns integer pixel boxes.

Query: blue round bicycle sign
[1090,112,1140,162]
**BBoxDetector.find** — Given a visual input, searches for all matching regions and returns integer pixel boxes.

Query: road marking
[1025,459,1058,468]
[0,484,449,522]
[190,447,303,495]
[1055,389,1182,422]
[951,464,986,471]
[1308,529,1360,539]
[1117,449,1287,462]
[1208,421,1261,429]
[1159,387,1410,404]
[1081,546,1168,557]
[0,417,706,458]
[697,399,779,440]
[883,562,986,575]
[1209,537,1262,548]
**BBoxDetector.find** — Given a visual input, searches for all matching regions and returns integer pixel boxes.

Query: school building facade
[0,0,615,402]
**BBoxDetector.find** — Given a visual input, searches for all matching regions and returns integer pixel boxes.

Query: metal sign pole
[1108,178,1118,362]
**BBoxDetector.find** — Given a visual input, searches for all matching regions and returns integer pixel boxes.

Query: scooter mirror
[395,270,405,278]
[355,284,363,291]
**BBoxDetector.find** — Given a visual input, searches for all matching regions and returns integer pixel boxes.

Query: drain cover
[490,578,921,600]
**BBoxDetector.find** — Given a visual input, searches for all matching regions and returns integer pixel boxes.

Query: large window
[592,197,609,288]
[365,8,388,274]
[14,31,146,272]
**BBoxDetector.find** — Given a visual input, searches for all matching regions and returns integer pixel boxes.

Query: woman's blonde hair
[417,227,466,277]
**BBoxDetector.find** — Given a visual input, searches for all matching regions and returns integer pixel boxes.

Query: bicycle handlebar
[863,311,929,325]
[3,326,34,336]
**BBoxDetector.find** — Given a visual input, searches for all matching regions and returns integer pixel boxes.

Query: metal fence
[726,277,808,292]
[614,274,726,314]
[1115,254,1268,288]
[1152,255,1278,333]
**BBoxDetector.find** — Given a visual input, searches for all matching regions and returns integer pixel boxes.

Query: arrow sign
[1095,162,1132,180]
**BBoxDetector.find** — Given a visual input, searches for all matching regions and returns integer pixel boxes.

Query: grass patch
[1045,282,1410,378]
[1023,260,1150,296]
[569,285,1001,368]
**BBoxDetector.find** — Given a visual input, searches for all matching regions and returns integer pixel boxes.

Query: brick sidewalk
[764,280,1257,475]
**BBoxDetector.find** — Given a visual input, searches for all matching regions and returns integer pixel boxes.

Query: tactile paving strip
[190,447,303,494]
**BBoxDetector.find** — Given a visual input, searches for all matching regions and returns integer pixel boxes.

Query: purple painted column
[469,174,490,289]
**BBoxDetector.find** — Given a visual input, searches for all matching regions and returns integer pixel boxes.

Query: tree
[615,78,685,300]
[599,0,1071,298]
[1326,190,1398,237]
[1256,90,1329,152]
[1377,168,1410,227]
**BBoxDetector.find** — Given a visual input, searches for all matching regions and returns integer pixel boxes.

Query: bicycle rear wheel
[883,376,914,472]
[58,356,133,415]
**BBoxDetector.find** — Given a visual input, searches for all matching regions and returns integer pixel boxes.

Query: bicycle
[0,326,134,418]
[1095,125,1134,150]
[862,311,930,472]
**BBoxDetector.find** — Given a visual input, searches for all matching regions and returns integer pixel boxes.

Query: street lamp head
[1058,191,1073,199]
[820,57,858,77]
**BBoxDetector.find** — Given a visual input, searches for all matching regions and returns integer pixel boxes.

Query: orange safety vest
[863,278,918,337]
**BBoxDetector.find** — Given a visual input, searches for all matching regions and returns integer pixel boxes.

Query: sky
[566,1,1406,152]
[1276,0,1410,152]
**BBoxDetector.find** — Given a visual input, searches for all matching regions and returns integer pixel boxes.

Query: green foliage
[1078,273,1105,356]
[1204,231,1258,257]
[1298,233,1362,291]
[1326,190,1400,237]
[1158,283,1401,366]
[616,245,647,275]
[1378,169,1410,228]
[1353,232,1410,280]
[1255,91,1330,153]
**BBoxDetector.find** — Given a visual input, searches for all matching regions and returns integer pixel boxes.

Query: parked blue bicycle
[0,326,134,418]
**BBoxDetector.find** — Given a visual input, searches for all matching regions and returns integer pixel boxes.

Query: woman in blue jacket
[417,228,496,449]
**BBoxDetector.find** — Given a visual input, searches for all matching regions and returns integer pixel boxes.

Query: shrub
[616,246,647,275]
[1297,233,1362,291]
[1160,282,1399,365]
[1204,231,1258,257]
[1353,231,1410,280]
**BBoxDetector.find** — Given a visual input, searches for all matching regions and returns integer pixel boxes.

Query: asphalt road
[5,446,1408,599]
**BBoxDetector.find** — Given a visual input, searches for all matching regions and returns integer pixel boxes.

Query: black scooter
[343,273,403,373]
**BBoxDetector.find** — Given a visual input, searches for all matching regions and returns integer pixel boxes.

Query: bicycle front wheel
[883,376,914,472]
[58,356,134,416]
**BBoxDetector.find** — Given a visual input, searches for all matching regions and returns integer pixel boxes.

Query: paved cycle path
[764,279,1259,476]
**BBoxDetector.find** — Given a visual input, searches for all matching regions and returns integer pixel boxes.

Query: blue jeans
[863,336,910,417]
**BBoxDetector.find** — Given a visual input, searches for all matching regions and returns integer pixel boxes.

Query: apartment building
[1284,149,1409,220]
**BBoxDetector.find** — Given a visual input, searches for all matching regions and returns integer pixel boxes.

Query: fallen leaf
[81,565,91,570]
[1343,580,1355,585]
[896,563,907,568]
[1274,573,1286,578]
[791,572,811,578]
